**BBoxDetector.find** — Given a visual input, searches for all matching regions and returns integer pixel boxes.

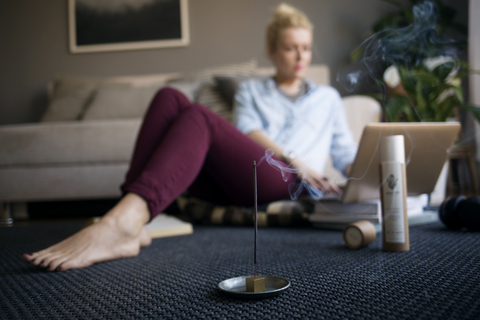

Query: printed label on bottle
[381,162,405,243]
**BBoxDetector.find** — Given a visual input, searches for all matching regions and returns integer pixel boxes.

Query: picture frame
[68,0,190,54]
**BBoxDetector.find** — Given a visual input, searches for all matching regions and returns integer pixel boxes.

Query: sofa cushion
[81,84,155,121]
[0,120,142,167]
[0,165,127,201]
[42,73,180,122]
[81,82,200,121]
[41,61,257,122]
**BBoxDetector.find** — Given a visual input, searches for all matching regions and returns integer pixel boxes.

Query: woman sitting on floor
[23,3,357,271]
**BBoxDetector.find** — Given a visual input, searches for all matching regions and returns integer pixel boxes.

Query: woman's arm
[248,130,341,194]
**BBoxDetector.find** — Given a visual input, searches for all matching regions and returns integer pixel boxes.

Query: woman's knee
[152,87,190,106]
[145,87,191,117]
[185,104,225,127]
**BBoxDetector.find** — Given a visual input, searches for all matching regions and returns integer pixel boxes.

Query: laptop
[334,122,461,203]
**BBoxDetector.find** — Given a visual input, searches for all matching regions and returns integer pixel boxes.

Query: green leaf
[424,100,438,121]
[398,66,415,93]
[403,103,421,122]
[435,95,458,121]
[384,95,411,122]
[451,86,464,105]
[350,46,364,63]
[411,69,440,88]
[455,71,472,79]
[428,82,449,104]
[415,81,427,113]
[457,60,471,69]
[431,61,455,81]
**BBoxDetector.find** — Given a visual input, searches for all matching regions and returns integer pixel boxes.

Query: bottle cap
[343,220,377,249]
[379,135,405,163]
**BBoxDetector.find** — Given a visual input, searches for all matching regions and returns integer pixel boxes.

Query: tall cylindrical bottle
[379,135,409,252]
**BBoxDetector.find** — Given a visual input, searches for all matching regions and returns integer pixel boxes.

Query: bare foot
[139,226,152,247]
[23,193,151,271]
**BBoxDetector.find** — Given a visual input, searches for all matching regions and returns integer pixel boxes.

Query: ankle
[103,193,150,232]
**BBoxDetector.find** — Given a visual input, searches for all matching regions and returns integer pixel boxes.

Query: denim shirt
[233,77,357,175]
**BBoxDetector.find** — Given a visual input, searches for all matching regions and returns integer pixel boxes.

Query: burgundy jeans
[121,88,293,218]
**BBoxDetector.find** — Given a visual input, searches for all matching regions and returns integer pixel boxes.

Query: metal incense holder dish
[218,275,290,299]
[218,161,290,299]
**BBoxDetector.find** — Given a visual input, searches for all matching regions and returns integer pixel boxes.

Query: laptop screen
[342,122,461,203]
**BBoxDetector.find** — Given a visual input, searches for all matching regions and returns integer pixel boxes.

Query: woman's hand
[245,130,341,194]
[289,158,341,195]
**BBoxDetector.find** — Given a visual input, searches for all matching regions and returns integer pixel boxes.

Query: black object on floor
[27,199,120,219]
[1,222,479,319]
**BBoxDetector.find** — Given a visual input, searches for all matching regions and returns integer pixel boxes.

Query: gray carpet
[1,221,479,319]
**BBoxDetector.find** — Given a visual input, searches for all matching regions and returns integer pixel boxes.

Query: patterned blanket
[177,196,315,227]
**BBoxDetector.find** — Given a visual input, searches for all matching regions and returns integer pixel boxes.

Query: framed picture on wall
[68,0,189,54]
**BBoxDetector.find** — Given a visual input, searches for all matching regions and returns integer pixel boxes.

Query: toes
[30,255,45,267]
[33,257,47,267]
[25,248,51,266]
[24,252,44,265]
[39,254,56,268]
[55,259,71,272]
[23,253,34,262]
[57,258,90,272]
[23,213,147,272]
[39,254,60,268]
[56,263,69,272]
[26,250,56,268]
[47,256,70,272]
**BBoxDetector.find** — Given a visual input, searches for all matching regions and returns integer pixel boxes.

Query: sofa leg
[0,202,13,227]
[11,202,29,220]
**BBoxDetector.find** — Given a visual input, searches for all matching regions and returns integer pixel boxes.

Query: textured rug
[1,221,479,319]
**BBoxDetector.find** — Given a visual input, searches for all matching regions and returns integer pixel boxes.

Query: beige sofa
[0,60,381,223]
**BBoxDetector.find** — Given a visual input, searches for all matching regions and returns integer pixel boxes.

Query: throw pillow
[81,82,200,121]
[41,82,97,122]
[214,75,251,108]
[81,84,159,121]
[196,85,232,122]
[168,59,258,100]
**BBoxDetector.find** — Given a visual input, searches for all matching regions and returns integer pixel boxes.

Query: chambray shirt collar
[264,77,317,102]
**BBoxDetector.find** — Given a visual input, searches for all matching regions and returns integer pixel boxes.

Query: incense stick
[253,160,258,278]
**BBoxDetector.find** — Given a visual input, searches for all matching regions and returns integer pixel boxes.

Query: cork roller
[343,220,377,249]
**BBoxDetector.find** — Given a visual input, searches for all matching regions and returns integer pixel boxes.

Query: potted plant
[382,57,480,123]
[349,0,480,202]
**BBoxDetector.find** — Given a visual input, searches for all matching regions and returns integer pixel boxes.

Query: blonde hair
[266,3,313,53]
